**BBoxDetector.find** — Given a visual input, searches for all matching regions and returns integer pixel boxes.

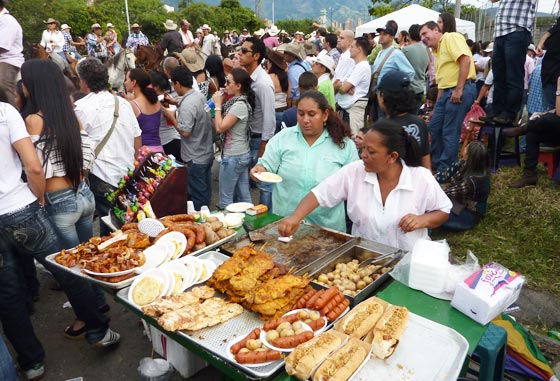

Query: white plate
[193,259,217,284]
[156,232,187,260]
[225,331,283,368]
[254,172,282,183]
[83,267,137,278]
[164,269,176,296]
[224,213,245,228]
[161,262,191,294]
[138,218,166,237]
[135,244,168,274]
[127,268,169,309]
[179,256,202,287]
[282,309,328,333]
[226,202,254,213]
[260,322,313,352]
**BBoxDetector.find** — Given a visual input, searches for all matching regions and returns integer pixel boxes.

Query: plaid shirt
[61,31,75,53]
[527,64,546,114]
[495,0,537,37]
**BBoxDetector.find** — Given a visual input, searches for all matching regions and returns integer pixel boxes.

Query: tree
[276,18,317,35]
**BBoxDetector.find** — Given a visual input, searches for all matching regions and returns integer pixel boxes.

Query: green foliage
[369,3,395,18]
[176,1,263,34]
[276,18,317,35]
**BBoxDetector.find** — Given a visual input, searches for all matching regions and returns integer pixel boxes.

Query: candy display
[107,147,188,227]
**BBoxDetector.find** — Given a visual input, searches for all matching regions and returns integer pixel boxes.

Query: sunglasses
[239,47,253,54]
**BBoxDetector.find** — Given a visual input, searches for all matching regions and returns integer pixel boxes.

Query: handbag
[369,47,395,96]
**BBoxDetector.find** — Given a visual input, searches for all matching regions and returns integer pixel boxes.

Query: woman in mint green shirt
[251,91,359,232]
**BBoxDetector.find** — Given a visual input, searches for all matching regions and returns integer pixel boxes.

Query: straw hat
[202,24,211,31]
[178,49,205,72]
[131,23,141,28]
[91,23,102,30]
[223,30,230,34]
[268,25,280,36]
[283,43,305,61]
[266,48,287,70]
[314,53,335,74]
[303,42,317,56]
[163,20,178,30]
[61,24,71,30]
[294,31,304,36]
[484,42,494,53]
[254,28,265,37]
[43,18,60,26]
[107,23,115,28]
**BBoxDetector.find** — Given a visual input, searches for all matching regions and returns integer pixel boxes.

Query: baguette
[311,338,367,381]
[285,330,346,380]
[371,305,409,359]
[335,296,387,339]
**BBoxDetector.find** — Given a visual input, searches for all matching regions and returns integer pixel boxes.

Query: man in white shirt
[334,36,372,137]
[333,30,355,85]
[201,24,219,58]
[0,0,24,106]
[74,58,142,235]
[179,19,194,48]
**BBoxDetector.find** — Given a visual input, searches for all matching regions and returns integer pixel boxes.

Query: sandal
[64,324,86,339]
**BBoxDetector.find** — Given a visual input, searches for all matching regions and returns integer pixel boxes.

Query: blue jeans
[250,137,272,209]
[88,173,116,237]
[492,30,531,119]
[0,336,16,381]
[186,160,213,211]
[442,209,477,231]
[542,82,556,111]
[429,82,476,170]
[218,152,252,209]
[45,181,95,249]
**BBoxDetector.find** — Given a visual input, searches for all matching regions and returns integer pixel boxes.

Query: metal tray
[44,233,237,290]
[220,220,354,275]
[352,312,468,381]
[116,253,286,379]
[307,239,403,307]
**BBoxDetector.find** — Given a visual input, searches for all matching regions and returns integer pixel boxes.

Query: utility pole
[454,0,461,18]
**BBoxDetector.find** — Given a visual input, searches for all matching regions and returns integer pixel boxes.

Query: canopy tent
[356,4,476,41]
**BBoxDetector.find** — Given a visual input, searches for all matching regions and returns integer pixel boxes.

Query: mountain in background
[165,0,372,25]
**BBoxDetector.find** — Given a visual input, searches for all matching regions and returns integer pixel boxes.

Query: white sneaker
[91,328,120,348]
[25,363,45,380]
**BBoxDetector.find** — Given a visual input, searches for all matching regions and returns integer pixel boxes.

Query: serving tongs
[242,221,266,242]
[358,250,404,270]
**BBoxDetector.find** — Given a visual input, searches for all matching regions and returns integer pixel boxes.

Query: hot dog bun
[311,338,368,381]
[285,330,346,380]
[371,305,409,359]
[334,296,387,339]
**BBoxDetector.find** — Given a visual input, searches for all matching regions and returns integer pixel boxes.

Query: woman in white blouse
[279,120,452,251]
[40,18,65,61]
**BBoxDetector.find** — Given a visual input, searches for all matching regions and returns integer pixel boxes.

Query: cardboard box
[148,325,208,378]
[451,262,525,325]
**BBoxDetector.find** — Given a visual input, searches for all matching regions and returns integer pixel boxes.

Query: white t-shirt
[333,50,354,82]
[0,102,37,214]
[40,30,65,53]
[0,8,24,67]
[484,69,494,104]
[473,53,490,81]
[336,60,371,110]
[312,160,452,251]
[75,91,142,187]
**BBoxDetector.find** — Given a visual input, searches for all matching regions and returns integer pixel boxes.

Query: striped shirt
[494,0,537,37]
[31,130,94,179]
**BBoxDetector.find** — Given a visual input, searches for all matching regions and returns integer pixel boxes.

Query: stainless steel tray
[353,312,468,381]
[307,238,403,307]
[44,233,237,290]
[116,253,285,379]
[220,220,354,275]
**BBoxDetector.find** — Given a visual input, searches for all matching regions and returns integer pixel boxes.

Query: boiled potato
[308,310,321,320]
[277,322,292,332]
[294,328,307,335]
[246,339,262,350]
[292,321,304,331]
[280,329,294,337]
[266,330,279,342]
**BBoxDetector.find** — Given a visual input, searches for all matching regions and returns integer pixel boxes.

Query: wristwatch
[556,90,560,96]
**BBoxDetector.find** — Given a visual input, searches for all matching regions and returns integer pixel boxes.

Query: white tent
[355,4,476,41]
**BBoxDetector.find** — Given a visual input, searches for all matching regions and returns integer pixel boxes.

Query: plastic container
[137,358,173,381]
[408,239,450,294]
[203,99,215,112]
[187,201,195,214]
[200,206,210,222]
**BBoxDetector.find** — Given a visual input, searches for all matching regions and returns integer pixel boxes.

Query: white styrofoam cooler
[147,325,208,378]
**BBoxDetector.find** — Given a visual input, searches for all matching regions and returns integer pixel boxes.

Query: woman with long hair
[124,68,163,153]
[438,12,457,34]
[20,59,112,340]
[251,91,359,232]
[436,140,490,231]
[278,120,452,251]
[204,54,226,96]
[266,48,289,112]
[212,68,255,208]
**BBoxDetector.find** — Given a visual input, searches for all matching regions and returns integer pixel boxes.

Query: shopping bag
[460,104,486,143]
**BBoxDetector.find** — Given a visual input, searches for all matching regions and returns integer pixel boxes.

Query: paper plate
[224,213,245,228]
[83,267,137,278]
[156,232,187,260]
[163,268,176,296]
[128,268,169,309]
[161,261,191,294]
[260,322,313,352]
[135,244,168,274]
[225,331,283,368]
[282,309,328,333]
[254,172,282,183]
[138,218,166,237]
[194,259,217,284]
[226,202,254,213]
[179,256,202,288]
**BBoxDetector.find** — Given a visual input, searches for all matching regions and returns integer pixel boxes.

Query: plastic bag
[389,240,480,300]
[137,357,173,380]
[460,103,486,144]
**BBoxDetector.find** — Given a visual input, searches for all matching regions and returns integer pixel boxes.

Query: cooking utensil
[242,221,265,242]
[358,250,403,268]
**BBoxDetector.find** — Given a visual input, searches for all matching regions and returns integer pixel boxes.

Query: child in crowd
[418,86,438,123]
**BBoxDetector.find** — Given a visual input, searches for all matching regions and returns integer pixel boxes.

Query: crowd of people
[0,0,558,378]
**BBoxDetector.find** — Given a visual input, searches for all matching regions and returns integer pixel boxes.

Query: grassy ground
[431,164,560,297]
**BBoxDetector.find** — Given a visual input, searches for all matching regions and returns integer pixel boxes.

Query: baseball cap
[376,23,396,36]
[375,70,410,92]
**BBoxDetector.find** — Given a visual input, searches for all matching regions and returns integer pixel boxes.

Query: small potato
[317,274,329,283]
[280,329,294,337]
[327,273,335,281]
[266,330,279,342]
[210,220,224,231]
[363,276,373,284]
[346,283,357,292]
[351,274,361,283]
[356,280,367,290]
[193,243,206,251]
[292,321,304,331]
[246,339,262,350]
[297,310,309,320]
[255,347,268,352]
[294,328,307,335]
[335,263,344,270]
[333,279,342,286]
[308,310,321,320]
[206,216,218,223]
[239,347,250,353]
[216,228,229,239]
[333,274,341,280]
[277,322,292,332]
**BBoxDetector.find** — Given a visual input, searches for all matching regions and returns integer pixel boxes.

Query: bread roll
[285,330,346,380]
[311,338,368,381]
[371,305,409,359]
[336,296,387,338]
